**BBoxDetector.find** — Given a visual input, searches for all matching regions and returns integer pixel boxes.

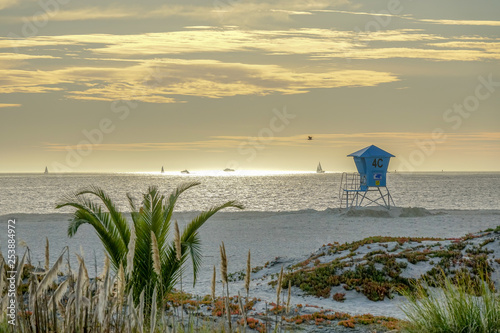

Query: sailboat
[44,166,48,174]
[161,166,164,174]
[316,162,325,174]
[181,169,190,174]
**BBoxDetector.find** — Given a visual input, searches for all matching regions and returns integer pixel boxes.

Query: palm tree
[56,182,243,306]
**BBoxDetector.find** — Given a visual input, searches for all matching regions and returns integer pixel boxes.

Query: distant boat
[44,166,48,174]
[224,168,235,172]
[161,166,164,173]
[316,162,325,174]
[181,170,190,174]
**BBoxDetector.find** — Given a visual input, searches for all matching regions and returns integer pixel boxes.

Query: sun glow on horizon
[125,169,338,177]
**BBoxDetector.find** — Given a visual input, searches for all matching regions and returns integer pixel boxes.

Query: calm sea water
[1,172,499,288]
[1,172,499,215]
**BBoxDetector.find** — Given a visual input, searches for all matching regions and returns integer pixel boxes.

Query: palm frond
[76,186,130,246]
[57,182,243,312]
[158,182,201,244]
[182,200,243,284]
[59,196,127,269]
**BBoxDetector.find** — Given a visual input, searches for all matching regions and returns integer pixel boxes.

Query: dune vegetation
[401,270,500,333]
[55,183,243,309]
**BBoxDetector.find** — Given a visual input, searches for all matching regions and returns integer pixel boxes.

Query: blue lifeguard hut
[339,145,395,209]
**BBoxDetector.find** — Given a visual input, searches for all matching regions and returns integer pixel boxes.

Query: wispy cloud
[0,0,21,10]
[0,103,21,108]
[1,14,499,103]
[313,9,500,27]
[0,53,59,60]
[3,28,497,63]
[43,132,500,152]
[4,0,350,26]
[312,9,410,18]
[0,59,398,102]
[419,19,500,27]
[428,41,500,54]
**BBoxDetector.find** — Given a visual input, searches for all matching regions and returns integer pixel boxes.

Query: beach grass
[401,270,500,333]
[0,238,404,333]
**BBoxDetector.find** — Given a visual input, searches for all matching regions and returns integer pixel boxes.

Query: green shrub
[401,271,500,333]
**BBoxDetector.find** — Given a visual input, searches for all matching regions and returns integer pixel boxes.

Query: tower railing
[339,172,395,209]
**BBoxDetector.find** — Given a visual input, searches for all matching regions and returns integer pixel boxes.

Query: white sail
[316,162,325,173]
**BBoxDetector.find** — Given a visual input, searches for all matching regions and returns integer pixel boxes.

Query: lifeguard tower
[339,145,395,209]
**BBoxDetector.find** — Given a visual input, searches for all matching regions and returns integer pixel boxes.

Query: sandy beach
[3,207,500,323]
[5,207,498,274]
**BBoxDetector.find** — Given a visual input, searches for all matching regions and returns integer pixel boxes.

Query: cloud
[419,19,500,27]
[36,7,138,21]
[313,9,409,18]
[0,103,21,108]
[1,24,499,102]
[71,60,398,102]
[0,58,397,102]
[43,138,243,152]
[0,0,21,10]
[43,132,500,152]
[74,29,444,56]
[4,27,497,63]
[428,41,500,54]
[0,53,58,60]
[322,47,500,61]
[4,0,350,26]
[313,9,500,27]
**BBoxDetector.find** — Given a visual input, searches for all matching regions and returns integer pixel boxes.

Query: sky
[0,0,499,173]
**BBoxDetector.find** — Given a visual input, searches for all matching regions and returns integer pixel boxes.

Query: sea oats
[138,289,145,333]
[117,262,125,300]
[286,280,291,314]
[126,223,136,276]
[0,295,8,316]
[225,292,232,333]
[276,266,283,306]
[151,231,162,277]
[212,265,216,301]
[174,220,182,261]
[36,250,65,298]
[245,250,251,297]
[220,242,228,284]
[0,260,4,298]
[238,291,247,332]
[97,264,110,324]
[28,274,39,316]
[44,237,50,271]
[15,251,27,289]
[75,253,89,283]
[75,261,86,325]
[101,254,110,280]
[128,292,137,328]
[150,285,158,333]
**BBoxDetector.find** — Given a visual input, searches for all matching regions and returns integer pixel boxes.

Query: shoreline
[3,206,500,216]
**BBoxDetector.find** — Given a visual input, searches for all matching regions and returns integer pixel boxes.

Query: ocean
[1,172,499,293]
[1,172,500,215]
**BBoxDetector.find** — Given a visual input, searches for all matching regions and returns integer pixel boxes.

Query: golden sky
[0,0,499,172]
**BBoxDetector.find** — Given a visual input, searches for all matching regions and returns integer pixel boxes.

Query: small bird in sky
[308,136,313,140]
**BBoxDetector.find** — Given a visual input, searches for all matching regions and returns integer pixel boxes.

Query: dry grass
[0,240,402,333]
